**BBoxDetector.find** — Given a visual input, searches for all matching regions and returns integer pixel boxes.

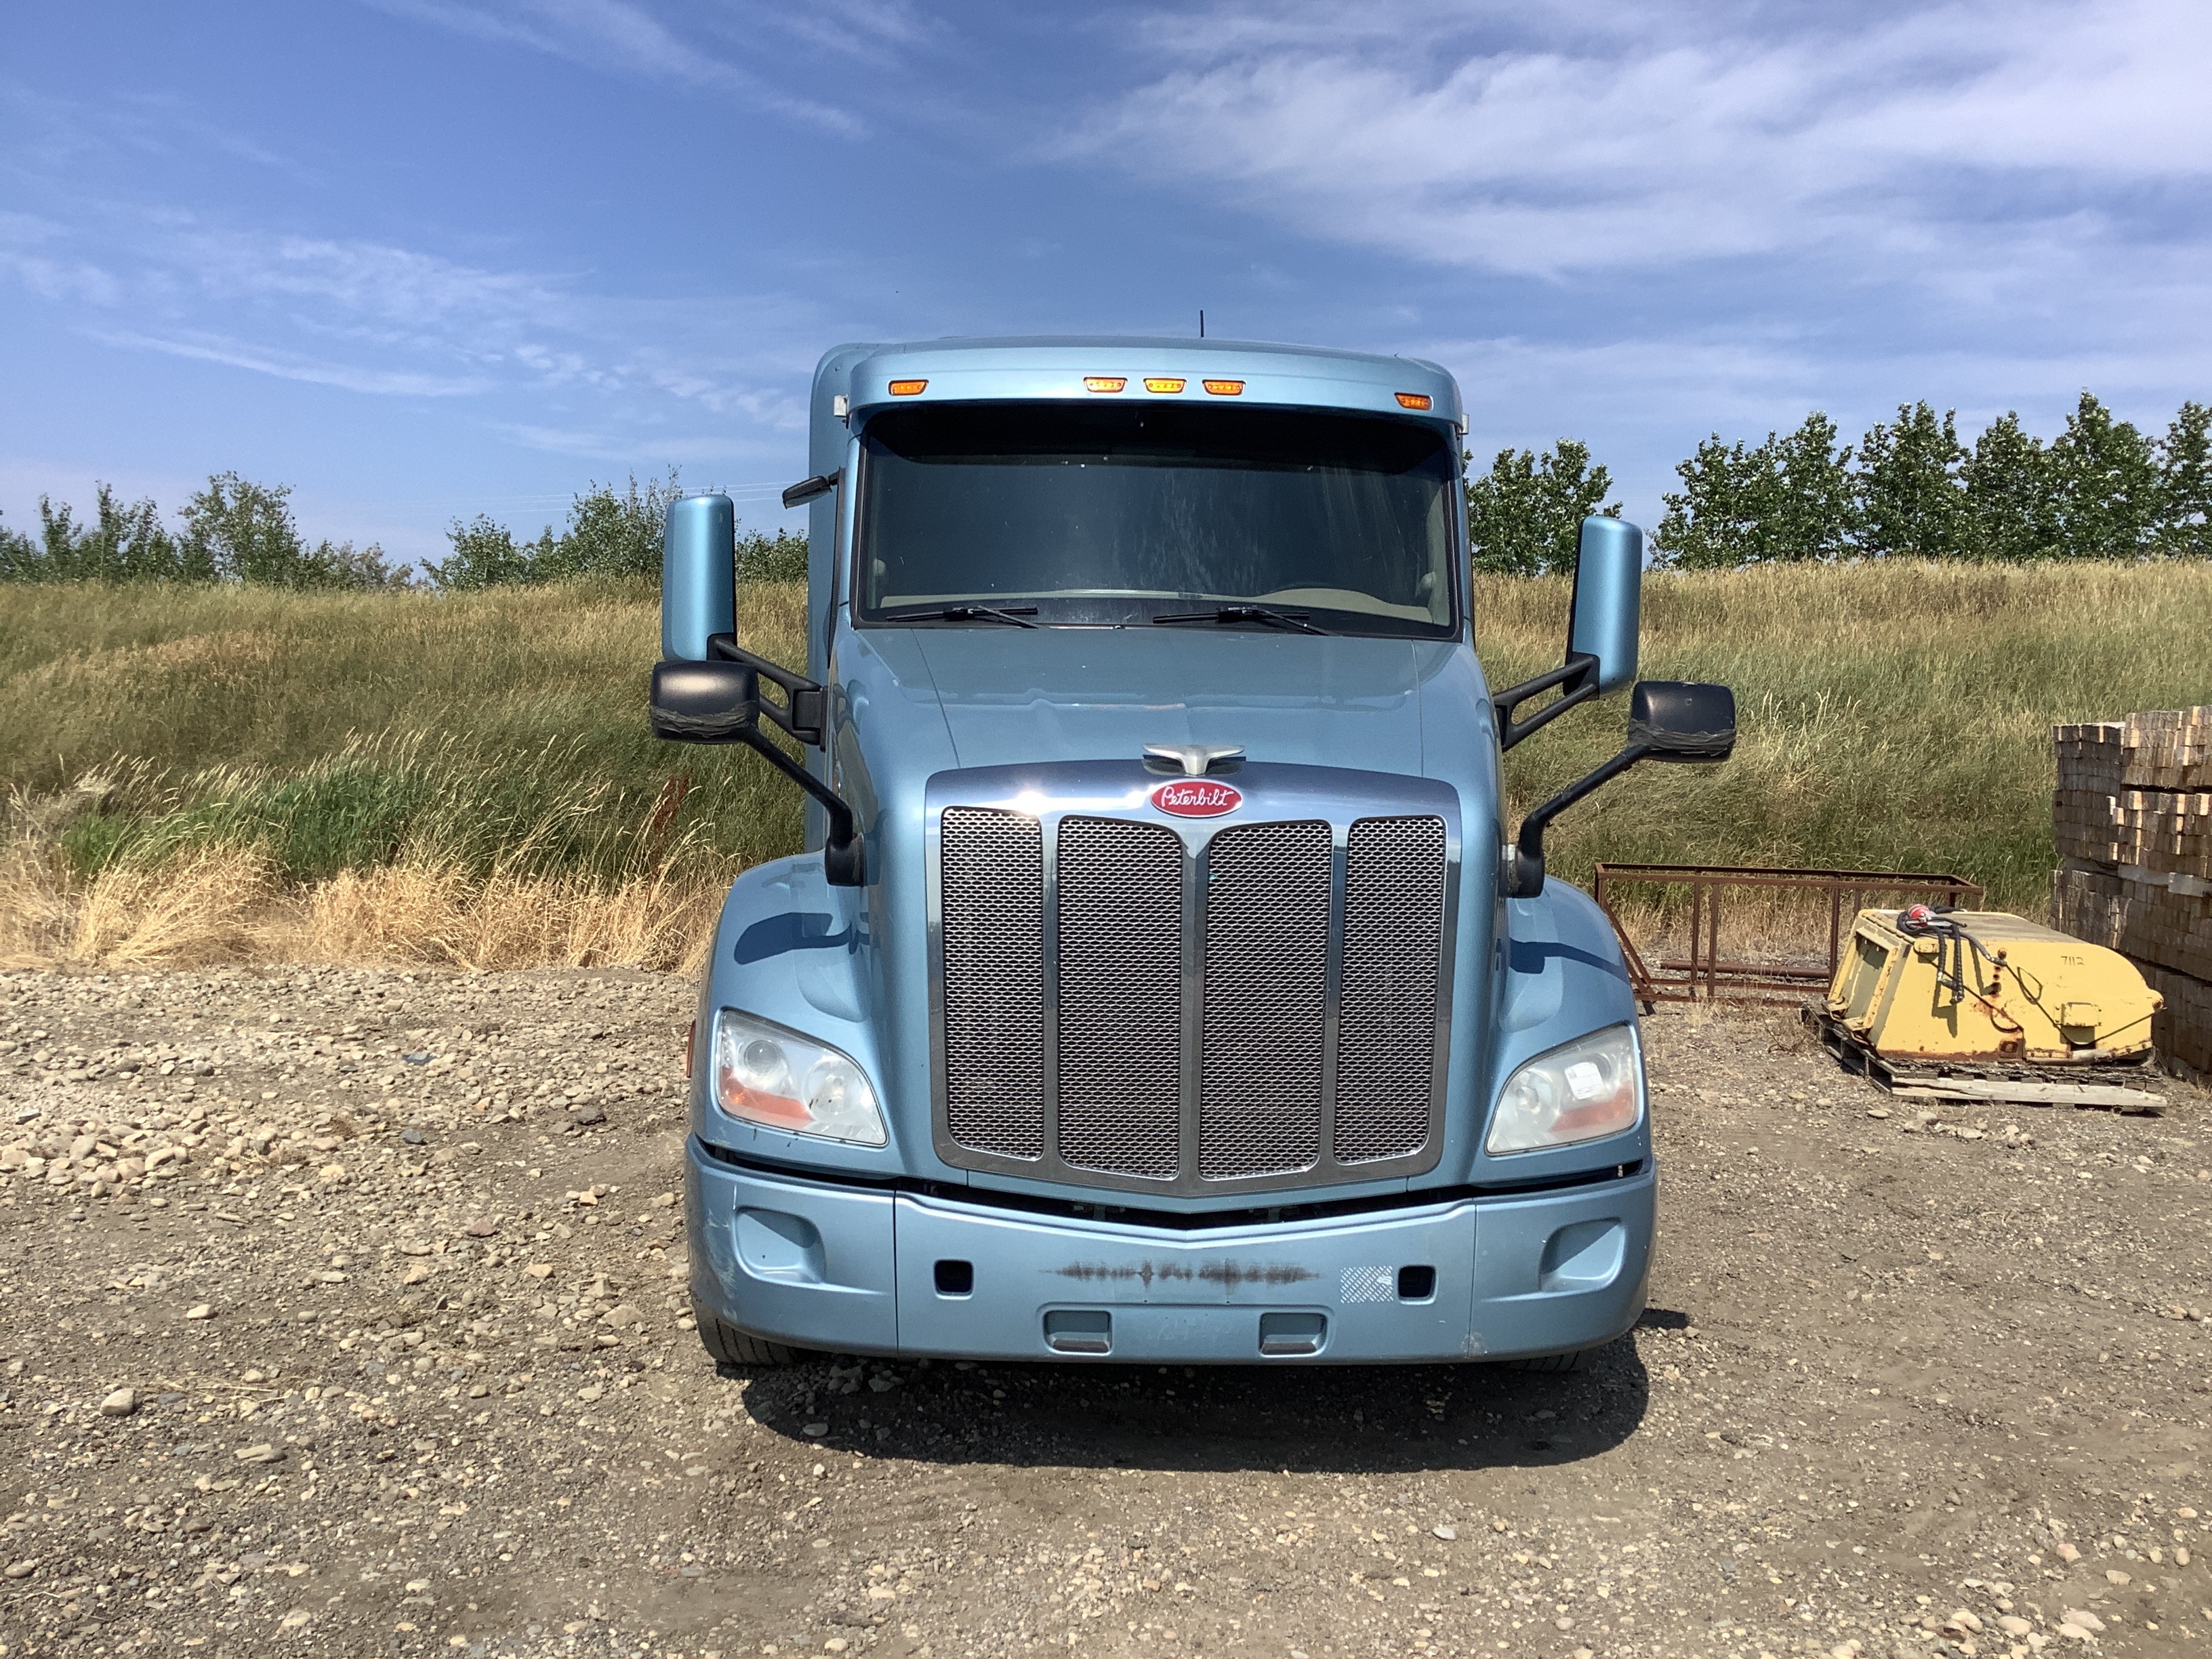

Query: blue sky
[5,0,2210,566]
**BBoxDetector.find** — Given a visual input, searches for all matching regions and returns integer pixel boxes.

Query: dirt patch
[1,970,2209,1658]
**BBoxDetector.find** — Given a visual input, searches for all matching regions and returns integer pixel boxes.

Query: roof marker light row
[882,378,1433,409]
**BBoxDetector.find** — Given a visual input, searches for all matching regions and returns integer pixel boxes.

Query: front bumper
[687,1139,1654,1364]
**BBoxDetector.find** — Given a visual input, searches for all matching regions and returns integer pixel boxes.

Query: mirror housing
[1506,677,1735,897]
[1567,516,1641,695]
[661,494,735,663]
[648,659,757,743]
[1628,679,1736,762]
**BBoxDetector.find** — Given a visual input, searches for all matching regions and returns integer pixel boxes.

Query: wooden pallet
[1801,1004,2167,1112]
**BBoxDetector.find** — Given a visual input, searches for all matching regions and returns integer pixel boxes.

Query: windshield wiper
[1151,605,1330,636]
[889,605,1041,628]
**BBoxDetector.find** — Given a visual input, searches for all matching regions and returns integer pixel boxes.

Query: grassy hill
[4,560,2208,968]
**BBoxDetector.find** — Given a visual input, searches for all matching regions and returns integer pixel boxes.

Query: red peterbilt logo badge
[1150,779,1242,817]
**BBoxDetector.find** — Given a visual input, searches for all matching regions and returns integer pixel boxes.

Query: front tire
[1510,1349,1590,1374]
[698,1315,817,1368]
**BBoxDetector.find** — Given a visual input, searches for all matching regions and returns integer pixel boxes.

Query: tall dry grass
[0,577,804,971]
[4,560,2207,971]
[1478,560,2212,911]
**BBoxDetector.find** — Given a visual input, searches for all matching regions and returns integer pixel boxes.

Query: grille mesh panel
[1335,815,1448,1163]
[1200,821,1331,1179]
[939,808,1046,1158]
[1054,817,1185,1178]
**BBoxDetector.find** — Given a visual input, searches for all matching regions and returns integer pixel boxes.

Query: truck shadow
[731,1311,1671,1474]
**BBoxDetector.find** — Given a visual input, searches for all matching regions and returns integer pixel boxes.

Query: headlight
[1486,1024,1643,1155]
[712,1010,886,1147]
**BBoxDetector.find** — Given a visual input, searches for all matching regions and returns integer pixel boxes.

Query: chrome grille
[933,770,1452,1195]
[1053,817,1184,1178]
[1200,821,1330,1179]
[939,808,1046,1158]
[1335,815,1448,1163]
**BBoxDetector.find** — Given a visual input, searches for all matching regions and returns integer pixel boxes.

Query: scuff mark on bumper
[1052,1259,1319,1289]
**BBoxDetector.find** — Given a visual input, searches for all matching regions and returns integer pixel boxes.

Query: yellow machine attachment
[1826,907,2161,1065]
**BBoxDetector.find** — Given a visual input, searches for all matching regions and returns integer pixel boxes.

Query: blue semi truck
[651,335,1733,1368]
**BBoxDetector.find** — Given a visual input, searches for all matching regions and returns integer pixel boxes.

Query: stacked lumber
[2053,706,2212,1078]
[2051,865,2212,989]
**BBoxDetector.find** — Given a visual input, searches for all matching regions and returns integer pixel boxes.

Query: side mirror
[1627,679,1736,762]
[1507,676,1735,897]
[1567,517,1642,695]
[1494,516,1643,749]
[650,497,865,884]
[661,494,735,662]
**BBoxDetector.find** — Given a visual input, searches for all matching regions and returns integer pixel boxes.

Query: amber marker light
[1144,377,1187,394]
[1202,379,1244,396]
[1084,376,1128,393]
[1395,392,1433,410]
[888,379,928,396]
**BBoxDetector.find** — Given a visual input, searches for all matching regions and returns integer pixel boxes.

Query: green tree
[310,539,413,590]
[1960,414,2056,562]
[539,472,682,581]
[428,516,541,591]
[181,472,308,586]
[737,527,810,583]
[1465,439,1620,575]
[0,510,33,581]
[1769,412,1856,561]
[2156,401,2212,558]
[2049,392,2159,559]
[1655,413,1853,567]
[30,485,198,581]
[1855,403,1965,558]
[1654,435,1768,569]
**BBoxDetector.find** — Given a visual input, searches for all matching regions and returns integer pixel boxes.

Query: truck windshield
[854,402,1458,636]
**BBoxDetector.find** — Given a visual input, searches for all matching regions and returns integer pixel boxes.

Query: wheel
[698,1315,816,1368]
[1511,1348,1590,1374]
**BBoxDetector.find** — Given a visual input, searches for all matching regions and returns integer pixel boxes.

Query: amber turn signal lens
[888,380,928,396]
[1202,379,1244,396]
[1144,377,1186,394]
[1395,392,1433,410]
[1084,376,1128,393]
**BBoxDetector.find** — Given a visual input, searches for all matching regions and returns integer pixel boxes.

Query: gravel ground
[1,966,2210,1659]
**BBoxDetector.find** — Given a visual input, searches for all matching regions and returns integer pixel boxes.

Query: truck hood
[903,628,1439,774]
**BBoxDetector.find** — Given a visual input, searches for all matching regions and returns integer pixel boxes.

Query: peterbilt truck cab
[652,335,1734,1368]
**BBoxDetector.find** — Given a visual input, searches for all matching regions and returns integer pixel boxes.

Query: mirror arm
[726,720,866,886]
[1494,652,1601,751]
[708,633,825,746]
[699,633,863,885]
[1506,741,1652,898]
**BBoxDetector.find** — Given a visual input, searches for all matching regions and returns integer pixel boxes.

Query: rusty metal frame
[1590,863,1984,1005]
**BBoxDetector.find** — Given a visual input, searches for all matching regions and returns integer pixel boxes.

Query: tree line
[1469,393,2212,573]
[0,471,806,589]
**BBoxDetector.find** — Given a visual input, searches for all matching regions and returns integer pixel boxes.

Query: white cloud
[361,0,867,134]
[1076,0,2212,279]
[91,329,491,396]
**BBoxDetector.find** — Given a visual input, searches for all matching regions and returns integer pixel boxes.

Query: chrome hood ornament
[1143,743,1245,777]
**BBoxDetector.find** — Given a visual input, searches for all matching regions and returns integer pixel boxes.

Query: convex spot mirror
[650,659,757,743]
[1626,680,1736,762]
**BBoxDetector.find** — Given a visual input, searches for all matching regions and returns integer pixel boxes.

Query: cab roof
[818,335,1462,431]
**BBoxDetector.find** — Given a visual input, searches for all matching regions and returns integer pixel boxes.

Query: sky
[5,0,2211,567]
